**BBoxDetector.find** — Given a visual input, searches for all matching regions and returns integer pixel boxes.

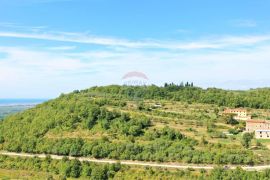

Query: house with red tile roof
[223,108,251,120]
[246,119,270,139]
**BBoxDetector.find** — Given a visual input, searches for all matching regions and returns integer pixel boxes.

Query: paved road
[0,151,269,171]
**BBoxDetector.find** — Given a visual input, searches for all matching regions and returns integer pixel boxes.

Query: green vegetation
[241,133,254,149]
[1,155,270,180]
[90,83,270,109]
[1,84,270,178]
[0,155,122,179]
[0,91,260,165]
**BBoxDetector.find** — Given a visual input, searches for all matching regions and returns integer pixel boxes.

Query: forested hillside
[1,84,270,179]
[0,85,269,164]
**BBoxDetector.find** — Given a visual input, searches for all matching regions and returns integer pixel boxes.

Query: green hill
[1,85,270,165]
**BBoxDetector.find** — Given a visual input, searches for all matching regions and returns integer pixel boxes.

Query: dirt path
[1,151,270,171]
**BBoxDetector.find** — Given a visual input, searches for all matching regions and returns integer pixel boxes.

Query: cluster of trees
[208,167,270,180]
[1,128,257,165]
[164,82,194,90]
[1,155,270,180]
[241,133,254,149]
[131,166,270,180]
[88,85,270,109]
[222,114,239,125]
[0,155,122,179]
[82,107,151,136]
[0,96,151,149]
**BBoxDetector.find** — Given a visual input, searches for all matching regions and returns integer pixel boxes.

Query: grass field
[0,169,59,180]
[0,105,33,120]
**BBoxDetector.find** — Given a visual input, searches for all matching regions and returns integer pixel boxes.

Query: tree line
[87,84,270,109]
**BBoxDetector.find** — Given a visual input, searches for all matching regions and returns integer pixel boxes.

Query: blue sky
[1,0,270,98]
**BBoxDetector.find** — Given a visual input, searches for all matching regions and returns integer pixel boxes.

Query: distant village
[223,108,270,139]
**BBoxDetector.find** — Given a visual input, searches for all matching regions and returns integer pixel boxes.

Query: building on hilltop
[246,119,270,139]
[224,108,247,116]
[246,120,270,132]
[224,108,270,139]
[223,108,251,121]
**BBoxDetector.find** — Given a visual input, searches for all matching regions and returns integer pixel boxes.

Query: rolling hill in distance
[0,99,47,120]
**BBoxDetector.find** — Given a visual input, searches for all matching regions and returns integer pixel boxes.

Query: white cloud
[48,46,76,50]
[232,19,257,28]
[1,30,270,50]
[1,27,270,97]
[1,44,270,93]
[0,22,47,31]
[0,31,148,48]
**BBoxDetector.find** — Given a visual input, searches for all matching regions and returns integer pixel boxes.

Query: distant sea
[0,99,48,106]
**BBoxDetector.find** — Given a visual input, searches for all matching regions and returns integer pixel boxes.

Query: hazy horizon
[1,83,270,99]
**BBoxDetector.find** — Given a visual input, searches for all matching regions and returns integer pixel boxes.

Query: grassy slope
[0,169,58,180]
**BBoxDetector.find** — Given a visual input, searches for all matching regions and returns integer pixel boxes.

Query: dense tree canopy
[89,84,270,109]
